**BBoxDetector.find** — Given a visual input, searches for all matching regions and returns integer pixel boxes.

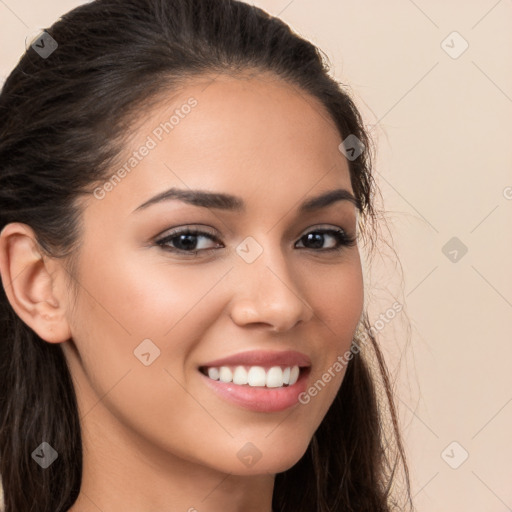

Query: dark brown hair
[0,0,412,510]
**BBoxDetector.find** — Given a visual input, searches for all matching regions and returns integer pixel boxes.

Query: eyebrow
[133,187,361,214]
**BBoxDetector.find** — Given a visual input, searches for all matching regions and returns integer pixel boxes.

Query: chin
[223,439,311,476]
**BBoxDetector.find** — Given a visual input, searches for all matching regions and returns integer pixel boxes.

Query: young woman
[0,0,413,510]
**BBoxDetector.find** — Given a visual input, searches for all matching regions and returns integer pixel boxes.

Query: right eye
[155,227,223,256]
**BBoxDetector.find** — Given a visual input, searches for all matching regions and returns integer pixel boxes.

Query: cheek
[66,249,239,464]
[307,255,364,338]
[66,245,235,415]
[297,256,364,414]
[73,244,232,341]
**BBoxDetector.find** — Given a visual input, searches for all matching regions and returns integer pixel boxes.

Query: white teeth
[247,366,266,387]
[204,365,301,388]
[266,366,283,388]
[289,366,300,386]
[207,367,220,380]
[232,366,248,385]
[219,366,233,383]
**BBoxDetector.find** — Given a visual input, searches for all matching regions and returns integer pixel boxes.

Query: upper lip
[200,350,311,368]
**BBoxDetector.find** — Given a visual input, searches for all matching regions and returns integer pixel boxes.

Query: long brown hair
[0,0,413,510]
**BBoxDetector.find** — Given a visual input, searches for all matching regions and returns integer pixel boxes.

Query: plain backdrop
[1,1,511,511]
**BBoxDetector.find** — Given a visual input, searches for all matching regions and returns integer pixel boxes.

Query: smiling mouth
[199,365,306,388]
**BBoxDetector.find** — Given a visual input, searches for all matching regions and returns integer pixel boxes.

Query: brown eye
[295,228,356,252]
[156,228,222,255]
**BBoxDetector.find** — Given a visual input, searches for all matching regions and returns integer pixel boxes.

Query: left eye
[296,228,356,251]
[155,227,355,255]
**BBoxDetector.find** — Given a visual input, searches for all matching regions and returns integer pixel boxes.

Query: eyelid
[154,223,353,241]
[300,223,354,236]
[155,226,221,245]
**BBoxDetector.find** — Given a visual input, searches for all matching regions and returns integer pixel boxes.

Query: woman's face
[62,72,364,475]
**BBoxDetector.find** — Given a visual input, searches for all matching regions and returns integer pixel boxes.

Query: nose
[228,248,314,333]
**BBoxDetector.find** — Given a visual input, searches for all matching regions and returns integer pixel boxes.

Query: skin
[0,72,364,512]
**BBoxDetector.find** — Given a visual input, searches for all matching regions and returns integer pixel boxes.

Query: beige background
[1,1,511,510]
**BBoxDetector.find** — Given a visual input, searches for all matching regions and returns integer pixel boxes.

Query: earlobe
[0,222,72,343]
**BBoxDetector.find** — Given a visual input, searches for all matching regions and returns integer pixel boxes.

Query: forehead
[89,72,353,216]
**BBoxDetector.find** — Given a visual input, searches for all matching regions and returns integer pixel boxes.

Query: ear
[0,222,72,343]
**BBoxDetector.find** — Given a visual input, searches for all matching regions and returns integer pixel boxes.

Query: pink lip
[199,349,311,369]
[199,366,311,413]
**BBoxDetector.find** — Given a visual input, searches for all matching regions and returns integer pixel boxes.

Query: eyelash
[155,226,356,257]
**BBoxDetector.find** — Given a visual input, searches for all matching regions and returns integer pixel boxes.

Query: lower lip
[199,368,310,413]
